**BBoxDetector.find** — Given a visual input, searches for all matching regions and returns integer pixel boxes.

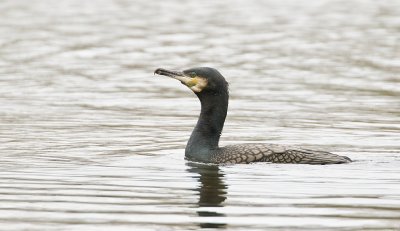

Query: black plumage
[155,67,351,165]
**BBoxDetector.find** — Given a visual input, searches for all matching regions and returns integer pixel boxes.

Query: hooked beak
[154,68,192,85]
[154,68,184,78]
[154,68,208,93]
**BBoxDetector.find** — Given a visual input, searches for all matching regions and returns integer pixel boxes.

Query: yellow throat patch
[187,77,208,93]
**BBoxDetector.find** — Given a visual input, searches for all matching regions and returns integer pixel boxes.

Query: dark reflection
[186,162,227,229]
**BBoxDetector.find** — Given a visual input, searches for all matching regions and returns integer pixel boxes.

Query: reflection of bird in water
[187,163,227,206]
[186,162,227,229]
[155,67,352,165]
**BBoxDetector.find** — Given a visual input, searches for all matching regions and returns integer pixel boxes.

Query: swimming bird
[154,67,352,165]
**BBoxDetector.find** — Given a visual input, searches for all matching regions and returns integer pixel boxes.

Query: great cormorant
[154,67,351,165]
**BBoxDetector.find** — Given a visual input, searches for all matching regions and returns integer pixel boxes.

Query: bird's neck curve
[185,91,229,162]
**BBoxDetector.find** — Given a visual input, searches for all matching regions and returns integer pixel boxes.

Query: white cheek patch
[173,76,208,93]
[189,77,208,93]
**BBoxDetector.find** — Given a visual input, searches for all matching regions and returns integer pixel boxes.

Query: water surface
[1,0,400,230]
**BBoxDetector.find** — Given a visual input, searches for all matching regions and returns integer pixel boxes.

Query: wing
[212,143,351,165]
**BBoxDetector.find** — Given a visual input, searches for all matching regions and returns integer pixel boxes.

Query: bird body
[212,144,351,164]
[154,67,351,165]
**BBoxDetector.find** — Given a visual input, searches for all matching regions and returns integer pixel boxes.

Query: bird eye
[189,72,197,78]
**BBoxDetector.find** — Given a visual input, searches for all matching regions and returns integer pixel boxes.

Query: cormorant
[154,67,352,165]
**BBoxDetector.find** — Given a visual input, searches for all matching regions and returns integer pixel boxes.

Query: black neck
[185,91,229,162]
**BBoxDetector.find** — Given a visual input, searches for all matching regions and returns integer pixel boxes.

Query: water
[1,0,400,230]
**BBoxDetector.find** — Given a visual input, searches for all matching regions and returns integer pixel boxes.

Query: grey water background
[1,0,400,230]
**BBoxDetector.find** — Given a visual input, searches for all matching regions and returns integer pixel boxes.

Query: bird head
[154,67,228,95]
